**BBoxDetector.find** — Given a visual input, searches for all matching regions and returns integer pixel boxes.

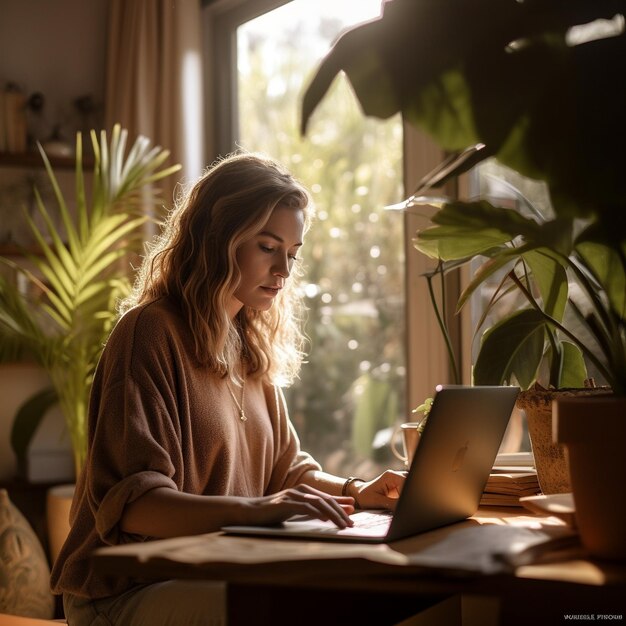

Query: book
[481,470,541,507]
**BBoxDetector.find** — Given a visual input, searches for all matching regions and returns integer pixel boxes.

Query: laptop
[222,385,520,543]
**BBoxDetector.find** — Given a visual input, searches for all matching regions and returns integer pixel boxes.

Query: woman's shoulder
[121,296,181,324]
[108,297,186,350]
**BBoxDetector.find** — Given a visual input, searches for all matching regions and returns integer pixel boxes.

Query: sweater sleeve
[87,382,180,545]
[83,312,187,546]
[265,385,321,494]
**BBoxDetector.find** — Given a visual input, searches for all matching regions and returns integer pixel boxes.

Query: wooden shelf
[0,150,93,170]
[0,243,43,256]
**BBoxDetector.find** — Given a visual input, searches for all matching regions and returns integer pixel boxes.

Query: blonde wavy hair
[120,151,313,385]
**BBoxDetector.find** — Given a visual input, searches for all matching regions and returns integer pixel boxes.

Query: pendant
[240,410,247,422]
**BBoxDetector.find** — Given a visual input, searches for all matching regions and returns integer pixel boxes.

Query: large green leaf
[301,0,626,221]
[522,249,568,322]
[37,147,81,257]
[575,232,626,319]
[554,341,587,388]
[473,308,546,388]
[414,200,540,260]
[456,251,521,312]
[403,68,480,152]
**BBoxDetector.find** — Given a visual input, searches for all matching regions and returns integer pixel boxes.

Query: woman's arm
[300,469,406,511]
[120,485,356,538]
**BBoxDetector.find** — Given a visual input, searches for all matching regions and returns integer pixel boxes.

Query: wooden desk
[92,508,626,625]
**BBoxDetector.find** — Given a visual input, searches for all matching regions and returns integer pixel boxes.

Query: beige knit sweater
[50,298,320,599]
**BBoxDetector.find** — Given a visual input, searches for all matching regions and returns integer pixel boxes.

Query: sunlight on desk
[94,508,577,578]
[91,507,625,626]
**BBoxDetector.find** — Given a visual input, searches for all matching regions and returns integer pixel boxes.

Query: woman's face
[230,205,305,316]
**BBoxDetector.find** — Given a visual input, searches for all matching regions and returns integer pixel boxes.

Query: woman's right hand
[120,485,355,538]
[244,484,355,528]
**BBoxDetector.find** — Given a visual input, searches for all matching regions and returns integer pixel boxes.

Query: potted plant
[0,124,180,480]
[301,0,626,559]
[409,187,613,495]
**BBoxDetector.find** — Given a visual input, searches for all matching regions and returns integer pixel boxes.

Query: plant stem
[426,264,461,384]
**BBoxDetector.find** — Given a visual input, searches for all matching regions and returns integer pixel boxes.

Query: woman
[51,152,405,624]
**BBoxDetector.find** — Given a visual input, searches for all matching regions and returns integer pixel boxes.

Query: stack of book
[480,470,541,507]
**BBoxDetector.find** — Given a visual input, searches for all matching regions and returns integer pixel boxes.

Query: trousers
[63,580,227,626]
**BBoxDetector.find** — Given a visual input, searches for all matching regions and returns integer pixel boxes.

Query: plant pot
[46,483,75,566]
[517,386,611,494]
[554,395,626,561]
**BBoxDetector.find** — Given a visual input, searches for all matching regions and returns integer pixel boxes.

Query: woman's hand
[245,484,356,528]
[349,470,406,511]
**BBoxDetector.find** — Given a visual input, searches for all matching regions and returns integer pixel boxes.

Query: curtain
[105,0,206,213]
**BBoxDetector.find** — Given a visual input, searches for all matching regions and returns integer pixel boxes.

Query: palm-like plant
[0,125,180,477]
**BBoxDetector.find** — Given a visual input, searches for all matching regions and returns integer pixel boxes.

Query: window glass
[236,0,406,475]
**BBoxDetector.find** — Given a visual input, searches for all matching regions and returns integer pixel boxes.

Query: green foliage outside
[237,9,405,472]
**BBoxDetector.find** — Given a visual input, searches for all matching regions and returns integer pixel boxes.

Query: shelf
[0,243,43,256]
[0,150,93,170]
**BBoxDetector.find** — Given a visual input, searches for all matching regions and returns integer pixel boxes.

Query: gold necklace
[227,373,247,421]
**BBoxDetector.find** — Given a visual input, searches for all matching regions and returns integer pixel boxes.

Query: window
[208,0,406,475]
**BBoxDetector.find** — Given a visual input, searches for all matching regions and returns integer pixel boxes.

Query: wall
[0,364,73,482]
[0,0,108,143]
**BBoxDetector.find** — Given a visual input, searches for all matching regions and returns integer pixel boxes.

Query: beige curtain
[105,0,206,212]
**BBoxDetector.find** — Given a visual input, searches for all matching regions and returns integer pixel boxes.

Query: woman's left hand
[350,470,406,511]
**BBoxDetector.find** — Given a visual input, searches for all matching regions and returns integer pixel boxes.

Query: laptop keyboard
[350,510,393,529]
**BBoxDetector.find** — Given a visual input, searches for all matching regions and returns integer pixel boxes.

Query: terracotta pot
[46,483,75,566]
[517,386,611,494]
[554,395,626,561]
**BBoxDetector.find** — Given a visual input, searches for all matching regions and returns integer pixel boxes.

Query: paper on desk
[402,524,577,575]
[98,521,577,577]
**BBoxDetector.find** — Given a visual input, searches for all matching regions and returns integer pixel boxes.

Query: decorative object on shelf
[0,124,181,478]
[73,95,100,139]
[25,92,48,148]
[40,124,73,158]
[1,82,28,153]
